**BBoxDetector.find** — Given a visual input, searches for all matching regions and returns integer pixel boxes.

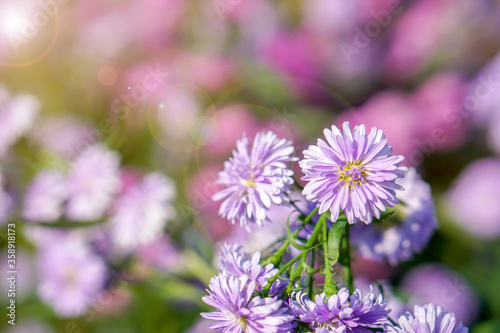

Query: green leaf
[371,211,395,224]
[327,220,347,264]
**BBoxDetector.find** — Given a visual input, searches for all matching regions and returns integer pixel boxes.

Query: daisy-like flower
[212,131,298,229]
[22,170,67,223]
[0,89,40,157]
[37,233,107,317]
[290,287,390,332]
[351,167,437,265]
[385,303,468,333]
[201,274,294,333]
[218,243,278,290]
[299,122,406,224]
[110,172,176,253]
[66,144,121,221]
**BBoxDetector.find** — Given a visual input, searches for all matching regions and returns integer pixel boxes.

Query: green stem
[304,207,319,224]
[322,214,338,296]
[308,246,315,296]
[284,215,325,293]
[342,223,354,294]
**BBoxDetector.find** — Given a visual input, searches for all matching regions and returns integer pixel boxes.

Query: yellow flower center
[338,161,367,186]
[240,179,256,188]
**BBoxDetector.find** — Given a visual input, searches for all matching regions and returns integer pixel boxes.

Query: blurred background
[1,0,500,332]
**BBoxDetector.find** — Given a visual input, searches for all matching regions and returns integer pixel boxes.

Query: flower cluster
[202,244,293,332]
[203,245,393,333]
[20,142,177,316]
[203,124,469,333]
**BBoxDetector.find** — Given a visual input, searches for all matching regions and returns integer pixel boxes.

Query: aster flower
[218,243,278,290]
[110,172,176,253]
[22,170,67,223]
[37,233,107,317]
[385,304,468,333]
[290,287,390,332]
[212,131,298,229]
[351,167,437,265]
[201,274,294,333]
[299,122,406,224]
[66,144,121,221]
[0,89,40,157]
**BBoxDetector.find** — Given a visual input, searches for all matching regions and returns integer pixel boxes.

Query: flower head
[290,287,390,332]
[351,167,437,265]
[300,122,406,224]
[37,233,107,317]
[0,90,39,157]
[201,274,294,333]
[66,144,121,221]
[213,131,298,229]
[218,243,278,290]
[385,303,468,333]
[110,172,175,253]
[22,170,67,223]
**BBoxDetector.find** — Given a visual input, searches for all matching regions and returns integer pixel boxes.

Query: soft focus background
[1,0,500,332]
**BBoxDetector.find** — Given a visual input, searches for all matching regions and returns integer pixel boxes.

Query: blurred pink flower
[172,54,235,92]
[137,236,183,271]
[204,106,260,157]
[187,164,232,240]
[30,116,95,160]
[302,0,362,35]
[22,170,67,223]
[1,250,35,300]
[385,0,448,79]
[66,144,121,221]
[336,91,419,160]
[261,30,324,86]
[37,233,107,317]
[110,172,175,253]
[445,158,500,238]
[401,264,479,325]
[468,52,500,124]
[0,88,39,157]
[411,72,469,151]
[76,0,184,57]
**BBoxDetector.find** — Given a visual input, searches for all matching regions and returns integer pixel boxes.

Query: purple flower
[290,287,390,332]
[0,89,39,157]
[351,167,437,265]
[218,243,278,290]
[22,170,67,223]
[300,122,406,224]
[110,172,175,253]
[212,131,298,229]
[385,304,468,333]
[66,144,121,221]
[37,233,107,317]
[201,274,294,333]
